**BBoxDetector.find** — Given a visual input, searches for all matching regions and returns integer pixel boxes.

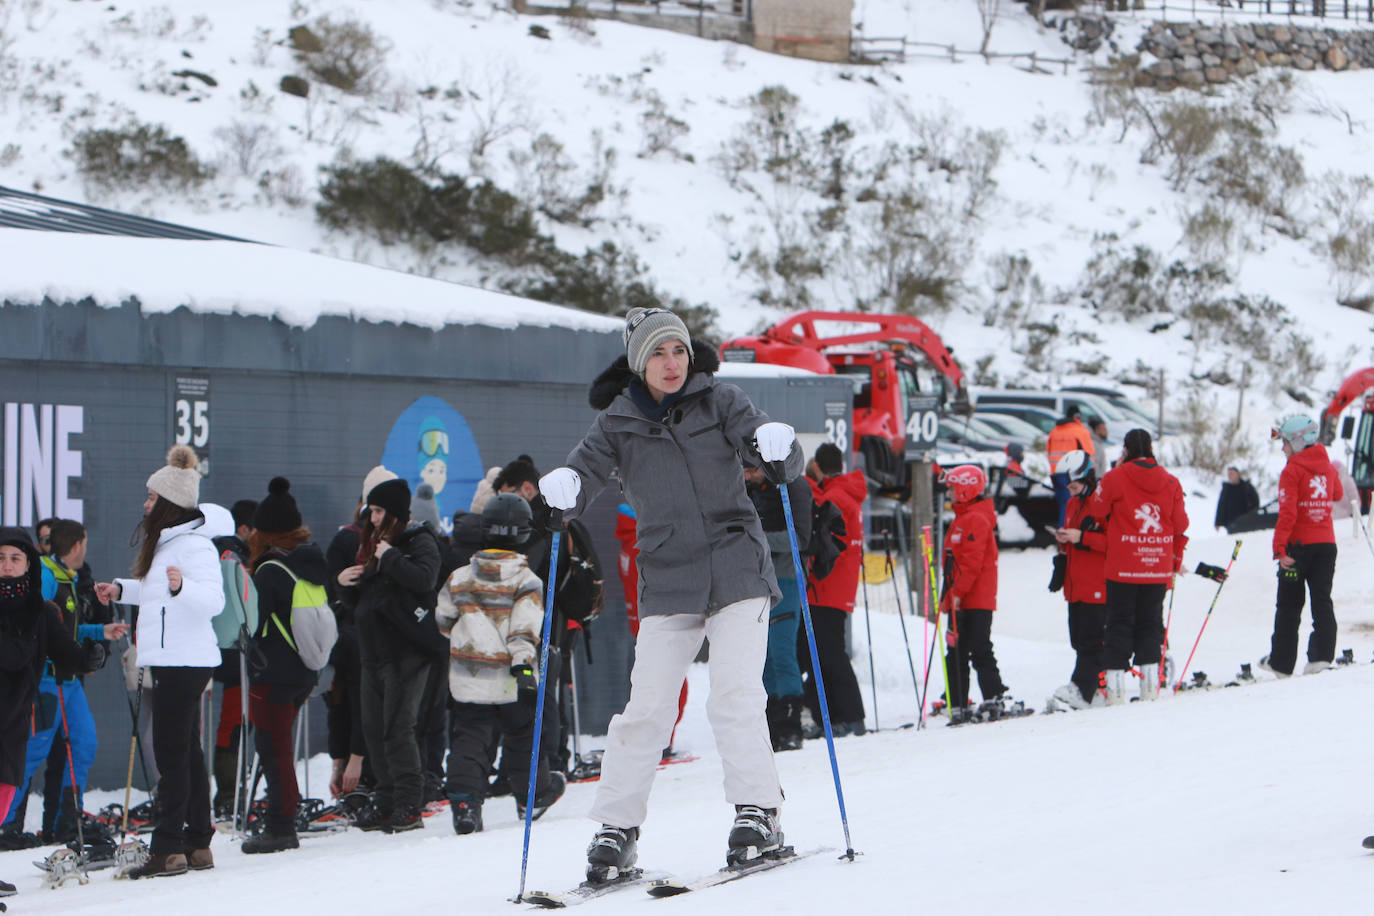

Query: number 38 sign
[172,376,211,475]
[904,394,939,461]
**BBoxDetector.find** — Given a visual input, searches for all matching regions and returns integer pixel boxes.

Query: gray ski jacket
[562,342,804,619]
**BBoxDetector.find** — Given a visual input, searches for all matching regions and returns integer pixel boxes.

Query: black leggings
[148,666,215,856]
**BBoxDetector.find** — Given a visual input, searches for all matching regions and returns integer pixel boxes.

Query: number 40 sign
[904,394,939,461]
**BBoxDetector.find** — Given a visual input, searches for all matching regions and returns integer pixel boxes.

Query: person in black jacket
[241,478,324,854]
[0,526,113,887]
[339,478,442,834]
[1214,467,1260,530]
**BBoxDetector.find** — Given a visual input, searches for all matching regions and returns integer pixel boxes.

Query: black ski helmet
[481,493,533,547]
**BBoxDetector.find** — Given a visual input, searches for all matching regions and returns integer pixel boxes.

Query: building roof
[0,184,250,241]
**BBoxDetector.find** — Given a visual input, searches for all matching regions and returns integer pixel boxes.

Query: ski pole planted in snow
[859,555,880,732]
[514,521,563,902]
[917,527,941,727]
[1173,540,1242,694]
[882,529,923,725]
[56,682,90,884]
[778,476,858,861]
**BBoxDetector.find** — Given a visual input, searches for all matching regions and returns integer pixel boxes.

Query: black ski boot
[585,825,639,884]
[241,831,299,854]
[517,772,566,822]
[726,805,783,866]
[450,795,483,835]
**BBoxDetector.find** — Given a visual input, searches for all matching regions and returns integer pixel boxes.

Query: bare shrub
[1319,173,1374,305]
[465,59,531,171]
[293,14,390,96]
[640,91,690,159]
[214,120,282,178]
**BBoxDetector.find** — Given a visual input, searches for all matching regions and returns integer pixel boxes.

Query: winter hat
[252,476,303,533]
[361,465,397,500]
[146,445,201,509]
[623,307,692,377]
[411,483,442,530]
[367,478,411,522]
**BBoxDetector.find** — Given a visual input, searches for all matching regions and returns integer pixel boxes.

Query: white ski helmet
[1272,415,1318,450]
[1055,449,1094,482]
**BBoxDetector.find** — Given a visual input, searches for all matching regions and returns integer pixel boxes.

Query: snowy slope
[4,520,1373,913]
[1,0,1371,411]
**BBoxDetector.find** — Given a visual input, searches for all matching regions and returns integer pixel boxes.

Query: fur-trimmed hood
[588,338,720,410]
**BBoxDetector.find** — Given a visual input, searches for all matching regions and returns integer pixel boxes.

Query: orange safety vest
[1047,420,1095,471]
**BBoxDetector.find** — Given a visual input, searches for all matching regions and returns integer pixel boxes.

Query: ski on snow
[645,846,828,898]
[521,868,666,908]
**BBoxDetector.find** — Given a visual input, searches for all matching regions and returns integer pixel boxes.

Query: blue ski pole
[778,475,858,862]
[515,523,562,902]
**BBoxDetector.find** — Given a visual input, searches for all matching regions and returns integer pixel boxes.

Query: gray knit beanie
[623,307,692,377]
[146,445,201,509]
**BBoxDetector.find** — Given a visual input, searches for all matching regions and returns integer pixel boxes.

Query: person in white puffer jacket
[96,445,229,879]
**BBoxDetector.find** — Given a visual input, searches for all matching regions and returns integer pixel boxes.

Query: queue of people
[0,303,1359,898]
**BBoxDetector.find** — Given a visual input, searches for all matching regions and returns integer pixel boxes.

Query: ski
[522,868,663,908]
[646,846,826,897]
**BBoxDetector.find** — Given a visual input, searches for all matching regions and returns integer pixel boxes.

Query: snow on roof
[0,228,624,334]
[715,361,830,379]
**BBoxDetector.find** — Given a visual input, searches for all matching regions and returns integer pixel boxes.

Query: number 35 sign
[172,376,211,475]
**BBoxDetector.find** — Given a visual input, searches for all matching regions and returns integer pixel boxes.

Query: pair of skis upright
[521,846,824,908]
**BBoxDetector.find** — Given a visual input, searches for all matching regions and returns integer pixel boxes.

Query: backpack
[556,522,604,624]
[806,499,849,581]
[213,552,259,651]
[258,560,338,671]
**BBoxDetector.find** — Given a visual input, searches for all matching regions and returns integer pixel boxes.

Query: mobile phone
[1043,524,1060,535]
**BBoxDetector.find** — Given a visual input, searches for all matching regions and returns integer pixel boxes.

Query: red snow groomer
[1320,366,1374,512]
[720,310,970,493]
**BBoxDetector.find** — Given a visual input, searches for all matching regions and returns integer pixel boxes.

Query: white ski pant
[590,595,782,829]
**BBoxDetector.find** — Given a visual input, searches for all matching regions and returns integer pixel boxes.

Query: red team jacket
[805,469,867,612]
[1091,459,1189,585]
[1272,443,1342,559]
[1062,488,1108,604]
[942,498,998,611]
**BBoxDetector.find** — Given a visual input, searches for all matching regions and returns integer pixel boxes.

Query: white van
[971,389,1136,442]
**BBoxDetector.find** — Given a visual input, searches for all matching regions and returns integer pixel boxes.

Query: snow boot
[241,832,298,854]
[517,771,566,822]
[1104,670,1126,706]
[385,804,424,834]
[776,697,804,751]
[1258,655,1291,678]
[585,825,639,884]
[353,801,389,832]
[726,805,783,866]
[1051,683,1092,710]
[126,851,188,879]
[1302,659,1330,675]
[187,845,215,869]
[450,795,483,835]
[0,877,14,896]
[1139,664,1160,701]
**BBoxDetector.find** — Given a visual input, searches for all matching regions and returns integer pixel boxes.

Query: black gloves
[80,638,108,673]
[1048,553,1066,593]
[511,663,538,707]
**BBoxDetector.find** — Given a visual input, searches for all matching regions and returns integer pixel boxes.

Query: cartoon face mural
[379,396,482,536]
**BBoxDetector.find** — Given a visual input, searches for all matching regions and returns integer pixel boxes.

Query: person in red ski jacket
[1262,415,1342,677]
[799,443,867,736]
[1049,450,1109,710]
[612,504,687,754]
[938,465,1006,710]
[1090,429,1188,704]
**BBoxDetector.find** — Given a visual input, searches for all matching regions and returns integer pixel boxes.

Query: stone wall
[753,0,853,63]
[1137,21,1374,89]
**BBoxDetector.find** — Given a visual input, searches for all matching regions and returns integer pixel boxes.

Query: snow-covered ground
[5,514,1372,913]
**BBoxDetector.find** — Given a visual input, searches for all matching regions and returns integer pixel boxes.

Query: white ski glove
[539,467,581,511]
[754,422,795,462]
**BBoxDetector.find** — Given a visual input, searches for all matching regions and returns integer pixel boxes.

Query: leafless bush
[214,120,283,178]
[465,59,531,171]
[1319,173,1374,305]
[640,91,690,159]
